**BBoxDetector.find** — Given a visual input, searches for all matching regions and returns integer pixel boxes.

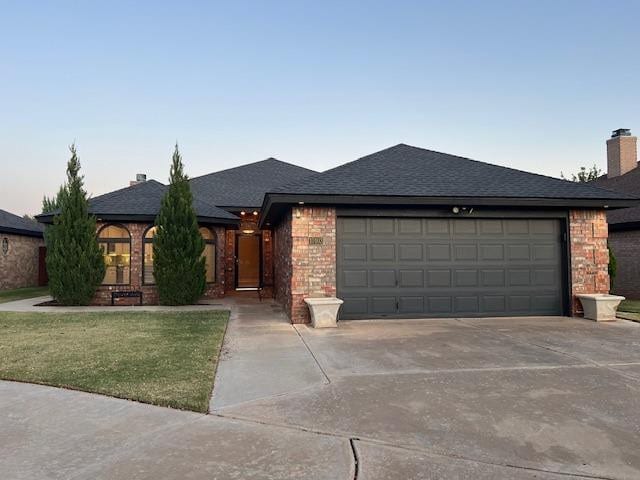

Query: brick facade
[569,209,610,316]
[0,233,44,290]
[273,206,337,323]
[92,221,226,305]
[608,229,640,299]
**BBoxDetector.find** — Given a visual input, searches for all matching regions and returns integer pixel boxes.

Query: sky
[1,0,639,216]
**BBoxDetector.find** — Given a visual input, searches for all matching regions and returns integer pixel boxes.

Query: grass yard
[0,286,49,304]
[0,310,228,412]
[618,299,640,322]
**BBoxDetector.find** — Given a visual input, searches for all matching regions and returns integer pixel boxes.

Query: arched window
[143,226,157,285]
[200,227,216,283]
[98,224,131,285]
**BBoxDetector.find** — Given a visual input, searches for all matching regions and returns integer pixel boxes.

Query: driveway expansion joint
[293,324,332,384]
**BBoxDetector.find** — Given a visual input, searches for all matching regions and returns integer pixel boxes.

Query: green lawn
[618,300,640,322]
[0,310,228,412]
[0,286,49,304]
[619,299,640,313]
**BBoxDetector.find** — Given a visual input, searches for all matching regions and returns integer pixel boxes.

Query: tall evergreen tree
[45,144,105,305]
[42,185,66,214]
[153,144,206,305]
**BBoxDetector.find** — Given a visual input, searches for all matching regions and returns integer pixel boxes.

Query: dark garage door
[337,217,564,319]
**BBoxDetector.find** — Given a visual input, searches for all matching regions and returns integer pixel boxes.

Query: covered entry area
[337,214,567,319]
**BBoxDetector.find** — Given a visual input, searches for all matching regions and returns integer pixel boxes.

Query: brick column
[287,206,337,323]
[569,209,610,316]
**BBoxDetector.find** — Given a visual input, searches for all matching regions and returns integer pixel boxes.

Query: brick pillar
[288,206,337,323]
[569,209,610,316]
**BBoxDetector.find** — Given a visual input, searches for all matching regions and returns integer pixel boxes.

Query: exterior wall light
[252,211,258,216]
[240,211,246,216]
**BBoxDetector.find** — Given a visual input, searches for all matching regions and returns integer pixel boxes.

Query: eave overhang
[259,193,640,228]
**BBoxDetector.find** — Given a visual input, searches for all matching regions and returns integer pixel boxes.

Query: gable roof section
[190,158,317,209]
[261,144,639,225]
[37,180,238,224]
[591,162,640,226]
[0,209,44,237]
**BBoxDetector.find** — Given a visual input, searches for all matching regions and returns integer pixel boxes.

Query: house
[591,129,640,299]
[36,160,316,305]
[36,145,637,321]
[0,209,45,290]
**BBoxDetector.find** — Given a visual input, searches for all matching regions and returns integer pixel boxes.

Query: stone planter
[577,294,625,322]
[304,297,344,328]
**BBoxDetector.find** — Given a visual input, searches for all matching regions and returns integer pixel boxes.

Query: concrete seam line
[349,438,360,480]
[214,413,616,480]
[293,324,332,384]
[352,439,616,480]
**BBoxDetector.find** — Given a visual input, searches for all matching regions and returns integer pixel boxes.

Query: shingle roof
[591,163,640,225]
[37,180,238,223]
[272,144,636,201]
[0,209,44,237]
[190,158,317,209]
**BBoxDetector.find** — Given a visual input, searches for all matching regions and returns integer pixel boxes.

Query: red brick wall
[92,221,226,305]
[273,206,337,323]
[608,229,640,299]
[569,210,610,316]
[0,233,43,290]
[273,213,293,317]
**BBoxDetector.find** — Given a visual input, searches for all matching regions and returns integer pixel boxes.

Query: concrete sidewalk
[210,296,327,410]
[0,295,227,313]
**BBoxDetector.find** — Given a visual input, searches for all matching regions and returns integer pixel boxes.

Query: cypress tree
[153,145,206,305]
[45,144,105,305]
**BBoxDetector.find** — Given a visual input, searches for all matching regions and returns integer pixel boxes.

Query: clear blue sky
[1,0,638,215]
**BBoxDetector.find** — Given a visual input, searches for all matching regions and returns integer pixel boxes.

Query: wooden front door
[236,234,261,288]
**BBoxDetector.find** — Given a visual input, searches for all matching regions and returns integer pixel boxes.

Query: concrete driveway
[3,297,640,479]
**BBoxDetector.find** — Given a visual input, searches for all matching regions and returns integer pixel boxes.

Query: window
[143,226,157,284]
[200,227,216,283]
[98,225,131,285]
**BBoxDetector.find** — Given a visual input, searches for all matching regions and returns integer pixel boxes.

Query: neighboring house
[0,209,45,290]
[591,129,640,299]
[37,145,637,321]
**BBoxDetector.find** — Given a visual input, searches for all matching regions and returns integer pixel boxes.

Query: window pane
[100,241,130,285]
[145,226,157,239]
[204,243,215,282]
[144,241,155,284]
[199,227,213,240]
[99,225,129,239]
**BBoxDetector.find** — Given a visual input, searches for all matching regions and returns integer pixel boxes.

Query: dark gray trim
[37,213,239,226]
[259,193,637,228]
[0,226,44,238]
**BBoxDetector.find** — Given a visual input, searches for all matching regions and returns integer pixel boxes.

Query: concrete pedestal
[304,297,344,328]
[577,294,625,322]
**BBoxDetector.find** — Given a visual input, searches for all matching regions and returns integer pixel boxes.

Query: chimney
[129,173,147,186]
[606,129,637,178]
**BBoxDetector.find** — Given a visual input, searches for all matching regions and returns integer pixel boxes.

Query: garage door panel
[399,244,423,261]
[371,297,397,314]
[399,296,424,314]
[343,244,367,261]
[337,217,564,319]
[454,244,478,261]
[370,244,396,261]
[370,270,396,287]
[427,270,451,287]
[343,270,368,288]
[399,270,424,287]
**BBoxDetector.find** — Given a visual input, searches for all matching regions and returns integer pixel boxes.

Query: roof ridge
[190,157,315,182]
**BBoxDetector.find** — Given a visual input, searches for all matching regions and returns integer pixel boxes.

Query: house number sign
[1,237,8,255]
[308,237,324,246]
